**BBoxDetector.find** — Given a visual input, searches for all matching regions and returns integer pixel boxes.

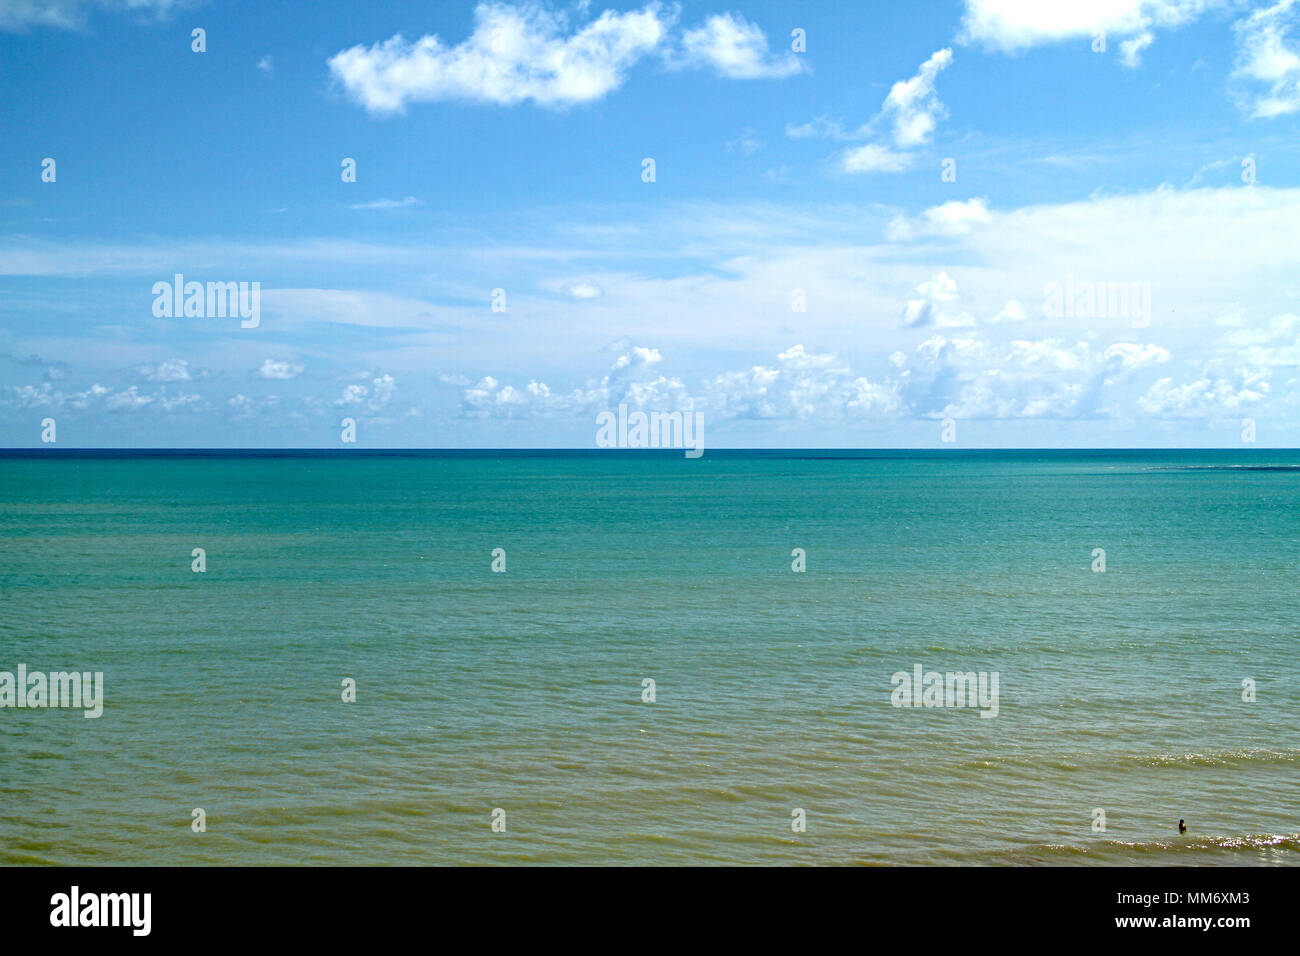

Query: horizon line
[2,447,1298,454]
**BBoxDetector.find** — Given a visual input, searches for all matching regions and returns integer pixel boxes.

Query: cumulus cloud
[329,2,670,112]
[677,12,804,78]
[834,48,953,174]
[328,4,806,113]
[105,385,152,411]
[886,197,992,240]
[228,393,277,420]
[334,373,397,410]
[456,334,1192,428]
[461,345,688,419]
[136,358,191,382]
[958,0,1215,64]
[4,380,203,413]
[702,344,902,421]
[1139,371,1269,417]
[461,344,904,424]
[4,382,103,409]
[896,335,1171,420]
[258,358,303,380]
[882,47,953,148]
[900,270,1036,330]
[902,272,968,328]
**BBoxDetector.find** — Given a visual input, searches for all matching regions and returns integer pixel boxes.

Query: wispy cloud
[809,48,953,175]
[0,0,191,32]
[1231,0,1300,117]
[349,196,423,210]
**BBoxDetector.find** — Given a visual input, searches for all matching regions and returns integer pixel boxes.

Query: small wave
[1145,464,1300,472]
[1111,833,1300,853]
[997,833,1300,864]
[1131,747,1300,768]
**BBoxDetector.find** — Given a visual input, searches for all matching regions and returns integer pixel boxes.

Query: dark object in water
[1178,819,1187,833]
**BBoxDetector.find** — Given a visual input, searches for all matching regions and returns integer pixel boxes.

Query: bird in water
[1178,819,1187,833]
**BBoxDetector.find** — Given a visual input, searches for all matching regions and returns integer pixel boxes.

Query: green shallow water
[0,450,1297,865]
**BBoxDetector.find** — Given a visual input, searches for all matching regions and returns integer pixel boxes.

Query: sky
[2,0,1300,448]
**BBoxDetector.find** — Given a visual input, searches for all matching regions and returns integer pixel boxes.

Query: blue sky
[3,0,1300,447]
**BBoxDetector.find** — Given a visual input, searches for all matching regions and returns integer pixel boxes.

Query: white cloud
[334,373,397,410]
[461,345,688,419]
[882,47,953,148]
[1219,312,1300,365]
[897,335,1171,420]
[1103,341,1172,371]
[902,272,968,328]
[369,373,397,408]
[258,358,303,380]
[568,281,603,299]
[334,384,368,406]
[886,197,992,240]
[959,0,1215,62]
[228,393,276,419]
[4,379,204,414]
[4,382,93,409]
[15,186,1300,437]
[0,0,187,31]
[702,344,903,421]
[457,334,1186,427]
[462,343,905,423]
[990,300,1029,323]
[328,2,671,112]
[350,196,423,210]
[836,48,953,174]
[104,386,152,411]
[159,391,203,412]
[328,5,808,113]
[1119,30,1155,67]
[785,116,858,140]
[841,143,913,173]
[1231,0,1300,118]
[1139,371,1269,417]
[137,357,191,382]
[257,55,273,75]
[678,12,804,78]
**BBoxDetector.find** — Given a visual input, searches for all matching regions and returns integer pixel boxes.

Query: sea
[1,449,1296,865]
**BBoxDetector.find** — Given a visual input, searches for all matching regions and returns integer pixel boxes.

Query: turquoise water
[1,450,1297,866]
